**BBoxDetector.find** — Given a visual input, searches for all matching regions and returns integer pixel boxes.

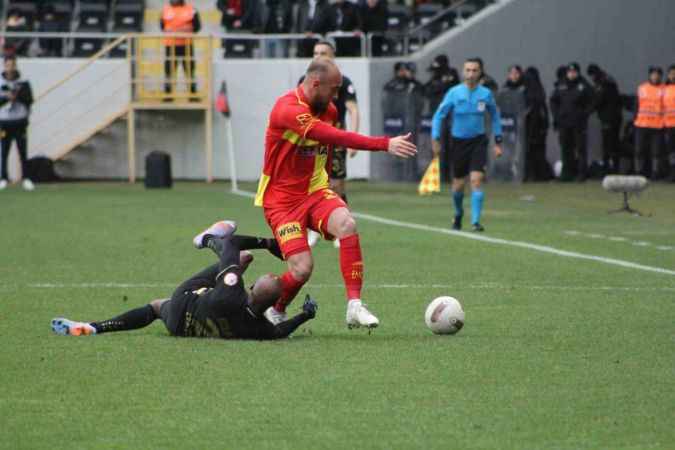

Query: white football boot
[51,318,97,336]
[0,179,7,190]
[307,229,321,247]
[264,306,288,325]
[346,300,379,329]
[333,239,340,249]
[193,220,237,249]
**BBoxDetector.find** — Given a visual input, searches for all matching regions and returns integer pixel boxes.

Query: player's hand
[431,139,441,158]
[388,133,417,159]
[348,149,357,158]
[303,294,318,319]
[494,144,503,158]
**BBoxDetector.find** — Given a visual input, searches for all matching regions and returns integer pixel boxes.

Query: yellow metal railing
[31,33,214,182]
[133,35,212,104]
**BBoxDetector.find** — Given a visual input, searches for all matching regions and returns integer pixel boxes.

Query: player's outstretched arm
[270,295,318,339]
[305,121,389,151]
[387,132,417,159]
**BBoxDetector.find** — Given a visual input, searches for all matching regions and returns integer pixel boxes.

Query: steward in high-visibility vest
[665,65,675,181]
[160,0,201,97]
[634,66,668,179]
[664,66,675,128]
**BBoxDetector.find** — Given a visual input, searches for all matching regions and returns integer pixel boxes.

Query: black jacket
[359,0,388,33]
[591,74,622,125]
[0,70,33,127]
[423,69,459,112]
[324,1,363,32]
[523,71,549,136]
[295,0,330,33]
[217,0,260,30]
[550,76,593,128]
[262,0,293,33]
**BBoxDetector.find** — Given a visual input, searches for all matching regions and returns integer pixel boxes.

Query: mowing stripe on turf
[228,189,675,277]
[19,282,675,291]
[353,212,675,276]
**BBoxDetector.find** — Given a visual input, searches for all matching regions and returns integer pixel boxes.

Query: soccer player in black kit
[51,221,318,339]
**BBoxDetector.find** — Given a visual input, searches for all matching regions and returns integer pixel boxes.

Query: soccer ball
[425,296,465,335]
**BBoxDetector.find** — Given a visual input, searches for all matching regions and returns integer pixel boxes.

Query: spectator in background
[38,6,64,57]
[424,54,459,111]
[324,0,363,57]
[503,65,523,90]
[4,10,31,57]
[474,57,498,93]
[550,62,593,181]
[633,66,667,179]
[295,0,330,57]
[554,65,566,87]
[522,66,551,181]
[0,56,34,191]
[424,54,459,183]
[665,65,675,181]
[161,0,201,99]
[262,0,293,57]
[359,0,388,56]
[385,61,423,93]
[587,63,623,174]
[217,0,260,31]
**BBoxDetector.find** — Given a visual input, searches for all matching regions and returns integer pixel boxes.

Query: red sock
[339,234,363,300]
[273,271,305,312]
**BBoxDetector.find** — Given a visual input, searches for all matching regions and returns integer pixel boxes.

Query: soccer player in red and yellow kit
[255,59,417,328]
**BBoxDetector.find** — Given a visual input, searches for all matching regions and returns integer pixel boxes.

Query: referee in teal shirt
[432,58,503,232]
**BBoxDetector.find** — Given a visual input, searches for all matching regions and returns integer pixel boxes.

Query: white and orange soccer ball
[425,296,465,335]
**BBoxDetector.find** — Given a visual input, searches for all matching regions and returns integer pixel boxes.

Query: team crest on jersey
[296,113,315,128]
[224,273,238,286]
[477,101,486,112]
[276,221,303,244]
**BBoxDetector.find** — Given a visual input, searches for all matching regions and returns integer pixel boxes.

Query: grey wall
[381,0,675,164]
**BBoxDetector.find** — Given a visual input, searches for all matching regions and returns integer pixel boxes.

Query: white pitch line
[228,189,675,276]
[353,212,675,276]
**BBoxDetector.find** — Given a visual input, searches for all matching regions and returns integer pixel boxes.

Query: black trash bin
[145,151,172,188]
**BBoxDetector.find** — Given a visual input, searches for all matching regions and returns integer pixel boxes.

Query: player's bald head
[306,58,341,83]
[248,274,282,316]
[303,58,342,114]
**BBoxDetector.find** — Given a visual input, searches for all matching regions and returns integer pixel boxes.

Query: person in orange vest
[160,0,201,99]
[634,66,667,179]
[665,65,675,181]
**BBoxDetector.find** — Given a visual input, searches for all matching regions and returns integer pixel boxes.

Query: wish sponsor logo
[276,222,303,244]
[298,145,329,157]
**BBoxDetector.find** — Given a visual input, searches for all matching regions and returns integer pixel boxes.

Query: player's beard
[310,98,330,115]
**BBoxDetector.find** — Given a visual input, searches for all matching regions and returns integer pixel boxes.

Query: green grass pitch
[1,181,673,450]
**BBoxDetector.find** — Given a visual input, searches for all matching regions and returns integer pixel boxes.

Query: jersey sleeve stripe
[282,129,320,147]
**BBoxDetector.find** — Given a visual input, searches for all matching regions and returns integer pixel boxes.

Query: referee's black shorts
[451,135,488,179]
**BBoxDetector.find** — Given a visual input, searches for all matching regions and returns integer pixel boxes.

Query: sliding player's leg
[51,299,164,337]
[266,250,313,324]
[263,207,315,324]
